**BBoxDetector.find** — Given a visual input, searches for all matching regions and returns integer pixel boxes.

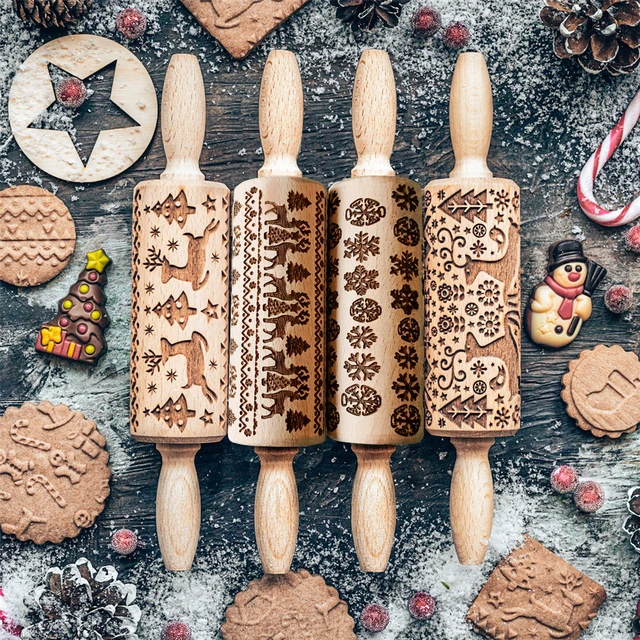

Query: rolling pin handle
[160,54,206,182]
[351,49,396,178]
[351,444,397,572]
[156,443,201,571]
[254,447,299,574]
[449,52,493,180]
[450,437,495,565]
[258,50,303,178]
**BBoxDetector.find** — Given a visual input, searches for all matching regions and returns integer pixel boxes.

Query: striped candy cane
[578,87,640,227]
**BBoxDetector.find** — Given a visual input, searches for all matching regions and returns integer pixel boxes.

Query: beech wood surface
[424,52,521,565]
[130,54,229,571]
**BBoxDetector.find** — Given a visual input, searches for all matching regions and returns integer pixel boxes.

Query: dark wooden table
[0,2,638,638]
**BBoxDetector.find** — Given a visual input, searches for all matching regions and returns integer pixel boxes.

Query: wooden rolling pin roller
[130,54,229,571]
[424,52,521,565]
[327,50,424,573]
[228,50,327,575]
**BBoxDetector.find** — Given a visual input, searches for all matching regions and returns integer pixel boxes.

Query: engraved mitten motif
[328,177,424,444]
[424,184,521,438]
[131,185,229,440]
[228,181,327,447]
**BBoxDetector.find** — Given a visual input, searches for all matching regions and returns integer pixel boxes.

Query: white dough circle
[9,35,158,183]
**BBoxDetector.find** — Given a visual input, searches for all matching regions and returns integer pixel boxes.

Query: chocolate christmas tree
[35,249,110,364]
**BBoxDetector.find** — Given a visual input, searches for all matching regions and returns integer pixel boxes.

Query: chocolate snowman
[526,240,605,348]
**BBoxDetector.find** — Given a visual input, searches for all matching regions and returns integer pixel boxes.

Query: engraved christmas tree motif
[437,188,490,221]
[35,249,110,365]
[153,292,197,328]
[149,190,196,228]
[151,394,195,432]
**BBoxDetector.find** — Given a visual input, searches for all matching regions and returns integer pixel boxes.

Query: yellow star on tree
[85,249,110,273]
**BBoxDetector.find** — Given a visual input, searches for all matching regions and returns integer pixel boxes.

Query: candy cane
[577,87,640,227]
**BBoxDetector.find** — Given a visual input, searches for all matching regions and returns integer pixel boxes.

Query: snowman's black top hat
[548,240,587,272]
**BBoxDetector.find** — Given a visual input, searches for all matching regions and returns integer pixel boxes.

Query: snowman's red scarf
[544,276,584,320]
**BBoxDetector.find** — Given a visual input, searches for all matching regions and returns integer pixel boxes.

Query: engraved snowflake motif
[494,407,511,428]
[343,232,380,262]
[392,184,419,212]
[391,404,421,436]
[494,189,510,210]
[391,284,419,315]
[392,373,420,401]
[345,197,386,226]
[341,384,382,416]
[394,345,418,369]
[471,361,487,377]
[470,241,486,257]
[344,265,380,296]
[390,251,419,282]
[346,325,378,349]
[344,352,380,381]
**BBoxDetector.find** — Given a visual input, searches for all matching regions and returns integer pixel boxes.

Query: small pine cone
[13,0,91,29]
[540,0,640,75]
[331,0,411,32]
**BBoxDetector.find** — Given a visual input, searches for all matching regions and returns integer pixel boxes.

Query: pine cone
[541,0,640,75]
[331,0,411,32]
[13,0,91,29]
[21,558,141,640]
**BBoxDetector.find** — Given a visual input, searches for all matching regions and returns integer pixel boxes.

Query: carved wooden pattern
[180,0,311,59]
[328,177,424,446]
[424,180,521,439]
[8,35,157,183]
[131,184,229,443]
[467,537,606,640]
[228,180,326,447]
[0,402,110,544]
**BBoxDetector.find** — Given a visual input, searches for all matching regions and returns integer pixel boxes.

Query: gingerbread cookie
[562,344,640,438]
[180,0,311,59]
[0,186,75,287]
[467,536,606,640]
[221,570,356,640]
[0,402,110,544]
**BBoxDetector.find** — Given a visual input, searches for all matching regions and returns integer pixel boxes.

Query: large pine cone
[541,0,640,74]
[21,558,141,640]
[13,0,91,28]
[331,0,411,32]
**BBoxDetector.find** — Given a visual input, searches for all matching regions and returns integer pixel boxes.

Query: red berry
[116,8,148,40]
[55,77,87,109]
[550,465,579,495]
[604,284,633,314]
[412,7,441,37]
[574,481,605,513]
[361,604,389,632]
[0,587,22,637]
[110,528,140,556]
[443,22,470,50]
[162,621,192,640]
[626,225,640,253]
[408,591,436,620]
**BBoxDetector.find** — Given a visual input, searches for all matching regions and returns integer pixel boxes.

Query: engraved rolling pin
[328,50,424,573]
[228,50,327,575]
[424,53,521,565]
[130,54,229,571]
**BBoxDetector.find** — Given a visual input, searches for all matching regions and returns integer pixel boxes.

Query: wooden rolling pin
[424,52,521,565]
[228,50,327,575]
[328,50,424,573]
[130,54,229,571]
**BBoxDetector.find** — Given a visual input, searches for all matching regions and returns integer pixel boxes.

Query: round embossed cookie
[0,402,110,544]
[562,344,640,438]
[0,186,76,287]
[221,570,356,640]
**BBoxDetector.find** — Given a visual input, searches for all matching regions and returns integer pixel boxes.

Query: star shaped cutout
[86,249,110,272]
[202,196,216,212]
[30,62,141,166]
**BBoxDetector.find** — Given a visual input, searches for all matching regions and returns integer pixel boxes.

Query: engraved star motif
[144,283,154,295]
[166,369,178,382]
[202,196,216,212]
[167,239,179,251]
[200,410,215,425]
[202,300,219,320]
[150,226,161,238]
[144,324,154,335]
[209,359,217,370]
[147,382,157,394]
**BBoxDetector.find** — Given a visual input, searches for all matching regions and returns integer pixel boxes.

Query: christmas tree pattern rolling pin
[35,249,110,365]
[424,52,520,565]
[327,50,424,573]
[130,54,229,571]
[228,50,327,575]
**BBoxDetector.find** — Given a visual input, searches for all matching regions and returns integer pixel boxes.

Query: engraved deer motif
[264,273,311,307]
[261,346,309,419]
[160,332,216,403]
